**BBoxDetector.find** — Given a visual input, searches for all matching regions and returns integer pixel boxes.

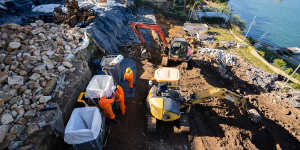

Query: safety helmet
[126,67,132,73]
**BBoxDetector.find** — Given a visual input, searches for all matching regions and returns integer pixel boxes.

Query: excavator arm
[183,88,248,114]
[130,22,168,49]
[186,87,262,122]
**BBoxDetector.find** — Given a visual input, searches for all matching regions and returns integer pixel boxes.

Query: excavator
[146,67,261,133]
[130,22,192,67]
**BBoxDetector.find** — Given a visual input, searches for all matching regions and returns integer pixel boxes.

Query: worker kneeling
[99,85,126,123]
[124,67,134,89]
[115,85,126,115]
[99,96,116,121]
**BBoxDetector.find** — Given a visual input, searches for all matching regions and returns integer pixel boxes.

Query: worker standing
[115,85,126,115]
[123,67,134,89]
[99,96,116,121]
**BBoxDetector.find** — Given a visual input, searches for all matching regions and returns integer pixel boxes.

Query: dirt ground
[104,13,300,150]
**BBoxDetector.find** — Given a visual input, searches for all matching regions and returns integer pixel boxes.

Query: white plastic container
[86,75,114,99]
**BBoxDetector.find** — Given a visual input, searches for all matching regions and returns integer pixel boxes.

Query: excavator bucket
[248,109,261,123]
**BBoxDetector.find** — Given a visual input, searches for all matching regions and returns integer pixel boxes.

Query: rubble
[0,19,89,149]
[219,40,237,49]
[246,67,278,91]
[54,0,95,27]
[199,48,237,66]
[198,47,278,90]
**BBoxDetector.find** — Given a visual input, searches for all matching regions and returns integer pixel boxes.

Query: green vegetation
[289,83,300,89]
[273,58,287,68]
[257,50,265,57]
[284,68,293,75]
[209,26,274,73]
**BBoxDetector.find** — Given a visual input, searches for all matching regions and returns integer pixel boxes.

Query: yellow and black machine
[146,67,261,133]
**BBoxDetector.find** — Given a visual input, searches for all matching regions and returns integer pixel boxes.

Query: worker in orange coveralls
[99,96,116,120]
[115,85,126,115]
[123,67,134,89]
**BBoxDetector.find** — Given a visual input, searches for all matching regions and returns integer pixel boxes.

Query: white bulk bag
[64,107,102,144]
[86,75,114,99]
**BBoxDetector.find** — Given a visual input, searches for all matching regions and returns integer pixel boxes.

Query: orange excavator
[130,22,192,67]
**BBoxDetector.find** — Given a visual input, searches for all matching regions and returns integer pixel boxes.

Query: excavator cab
[169,38,192,62]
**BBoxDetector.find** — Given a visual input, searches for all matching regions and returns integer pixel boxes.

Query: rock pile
[198,47,278,91]
[199,48,237,66]
[218,40,236,49]
[54,0,95,27]
[199,48,236,80]
[0,20,87,149]
[245,67,278,91]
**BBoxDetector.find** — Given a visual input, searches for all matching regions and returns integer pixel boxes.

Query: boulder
[9,125,25,135]
[24,110,36,118]
[0,125,9,143]
[39,96,51,103]
[1,113,14,124]
[57,65,65,72]
[8,75,24,85]
[33,65,46,73]
[8,42,21,50]
[29,73,40,81]
[44,59,54,70]
[27,124,39,135]
[63,61,73,68]
[0,71,8,84]
[43,78,57,95]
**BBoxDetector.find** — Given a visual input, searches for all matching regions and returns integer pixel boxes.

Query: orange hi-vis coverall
[115,85,126,115]
[99,96,115,119]
[124,67,134,88]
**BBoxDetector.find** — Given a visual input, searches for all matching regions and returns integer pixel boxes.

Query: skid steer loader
[146,67,261,133]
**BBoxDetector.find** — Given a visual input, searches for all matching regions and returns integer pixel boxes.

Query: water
[228,0,300,48]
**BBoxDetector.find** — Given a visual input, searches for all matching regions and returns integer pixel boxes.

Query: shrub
[284,68,294,75]
[263,51,277,62]
[258,50,265,57]
[290,83,300,90]
[293,73,300,81]
[273,58,286,68]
